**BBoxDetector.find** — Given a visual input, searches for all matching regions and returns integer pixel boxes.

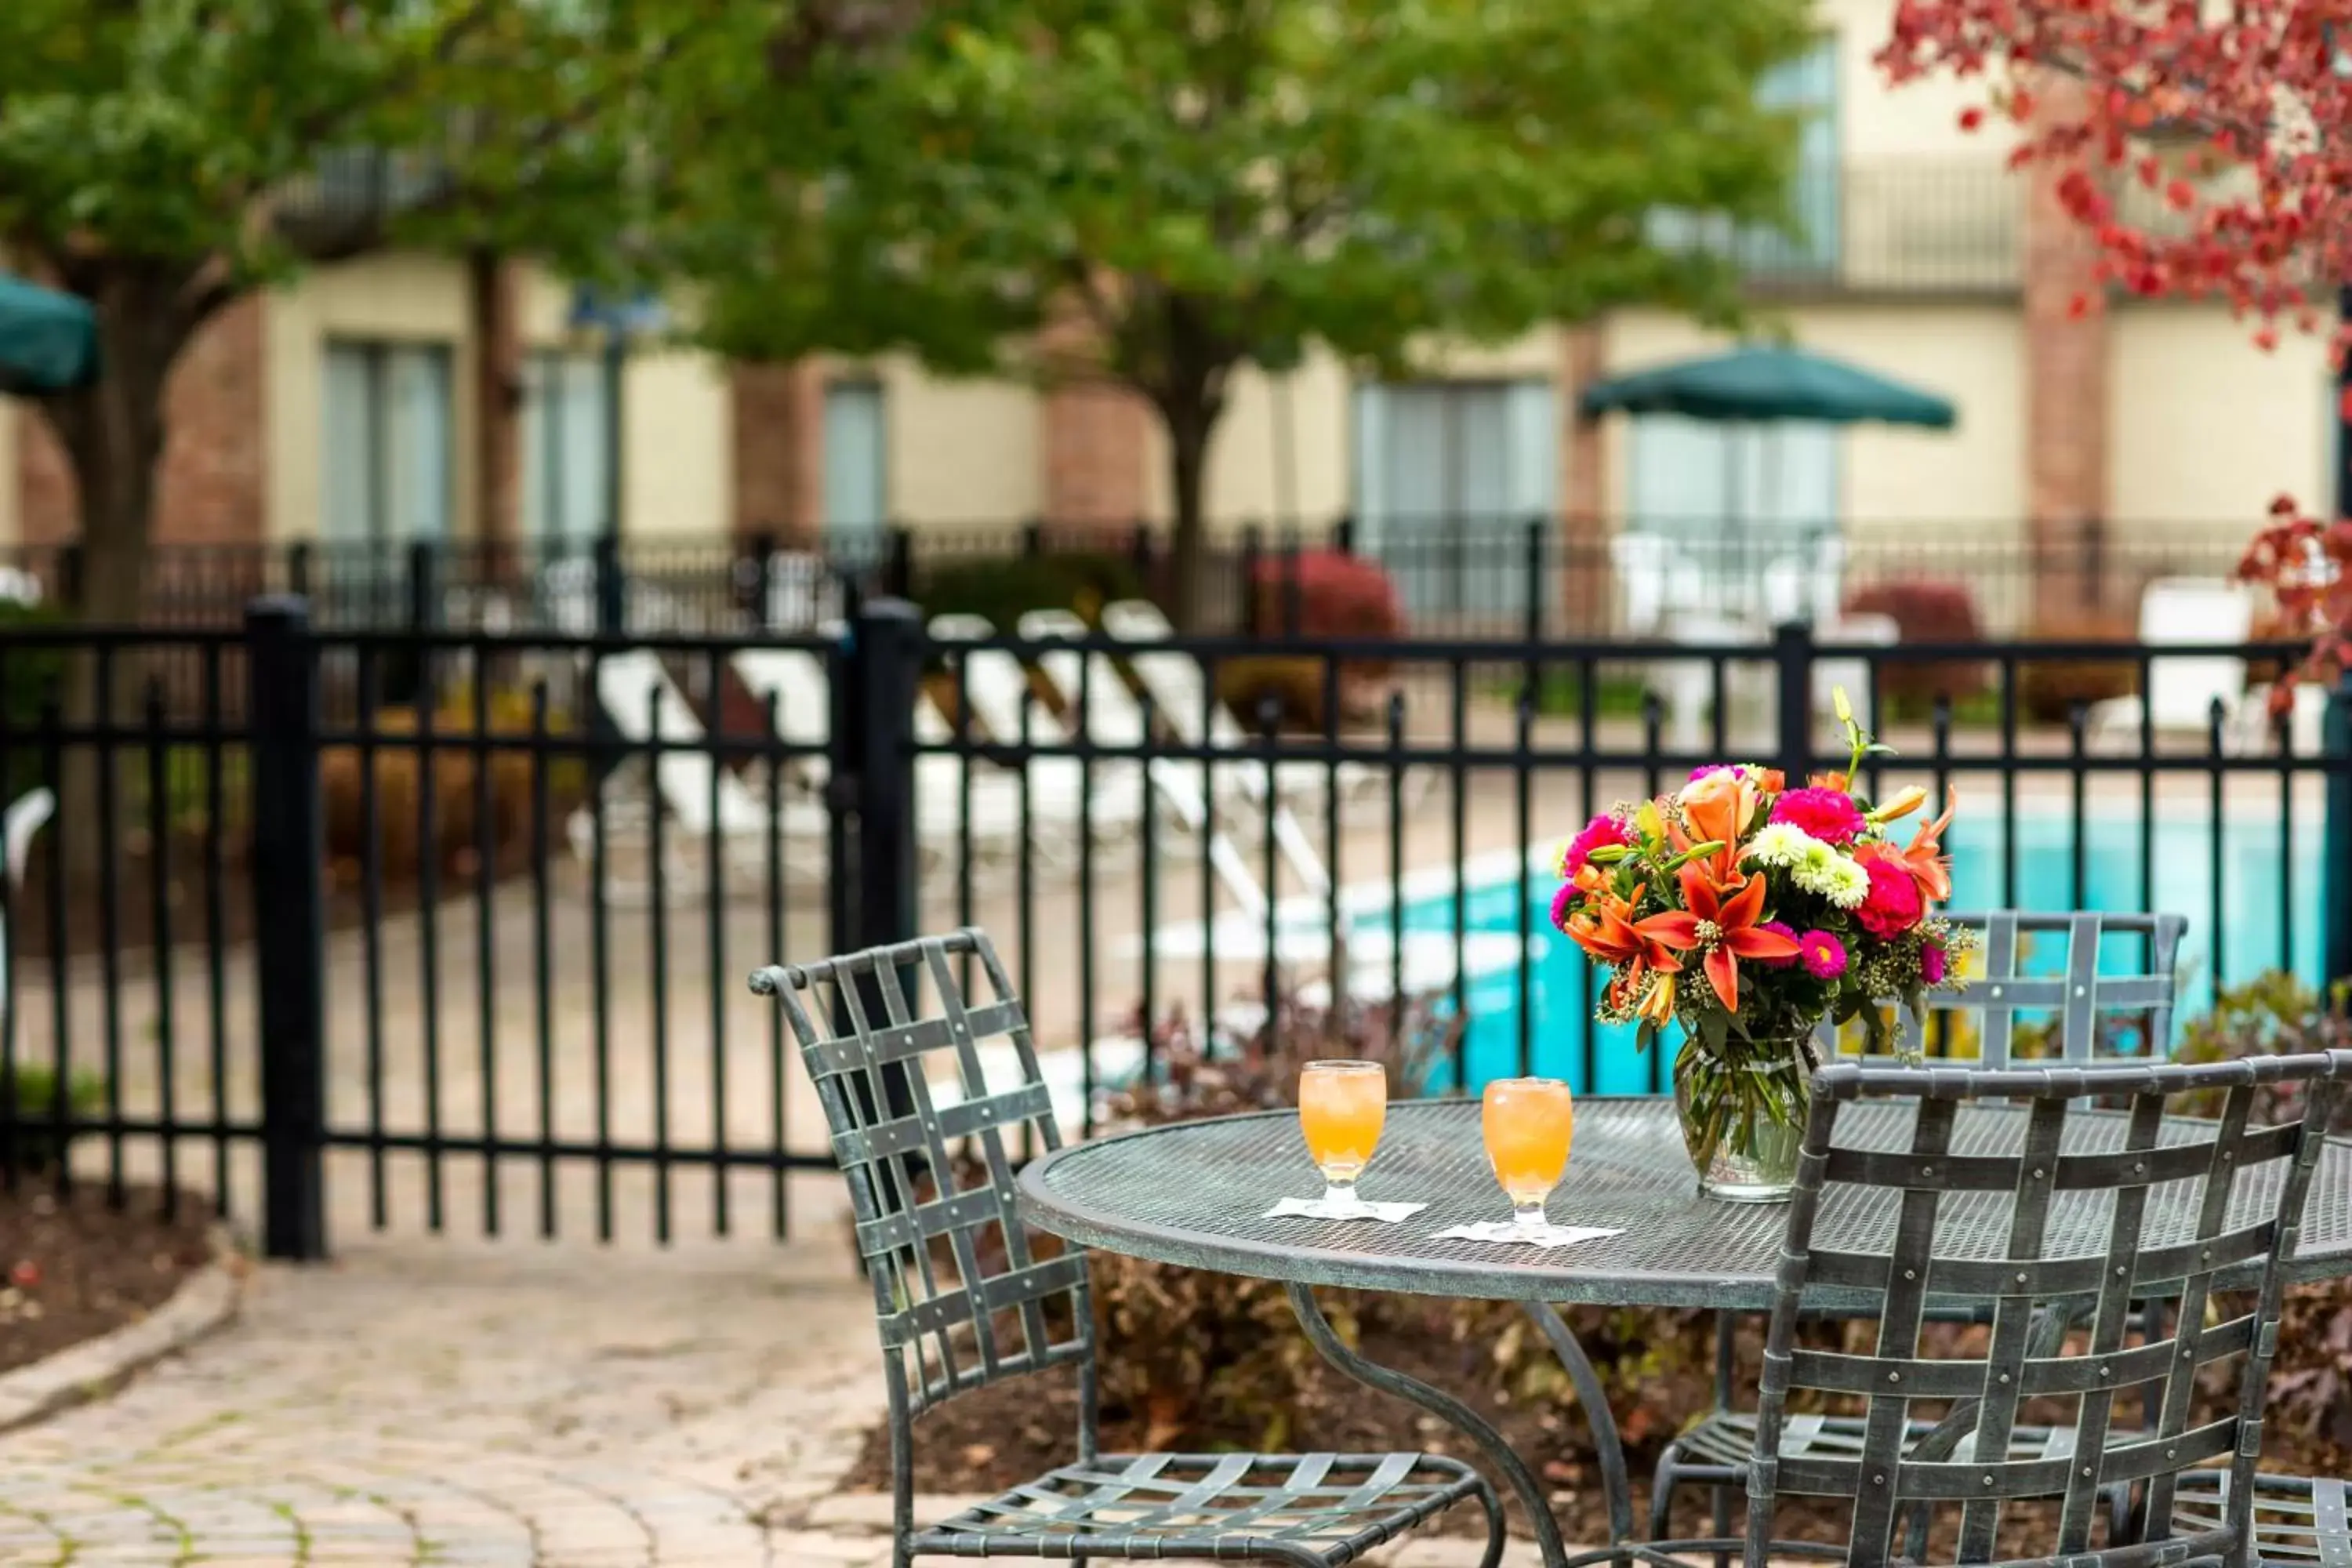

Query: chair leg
[1473,1479,1508,1568]
[1710,1482,1733,1568]
[1649,1443,1682,1543]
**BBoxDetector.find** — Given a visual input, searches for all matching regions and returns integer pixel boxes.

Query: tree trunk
[32,266,200,895]
[466,249,519,579]
[1163,402,1218,631]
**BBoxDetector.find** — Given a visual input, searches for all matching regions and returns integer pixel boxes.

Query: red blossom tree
[1880,0,2352,694]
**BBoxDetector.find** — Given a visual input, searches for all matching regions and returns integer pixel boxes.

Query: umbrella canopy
[0,274,99,395]
[1577,343,1955,429]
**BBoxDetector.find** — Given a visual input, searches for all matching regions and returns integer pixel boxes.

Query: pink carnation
[1798,929,1848,981]
[1920,941,1948,985]
[1769,787,1867,845]
[1559,814,1629,879]
[1755,920,1800,968]
[1856,857,1926,939]
[1549,883,1578,933]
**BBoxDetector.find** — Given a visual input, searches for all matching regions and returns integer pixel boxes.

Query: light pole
[565,287,670,544]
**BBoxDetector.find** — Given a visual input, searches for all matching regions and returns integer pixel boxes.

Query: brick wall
[1041,377,1149,528]
[1559,323,1610,630]
[16,294,269,547]
[2020,76,2114,627]
[729,360,823,543]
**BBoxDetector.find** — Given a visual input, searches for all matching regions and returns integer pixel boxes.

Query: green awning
[0,274,99,395]
[1578,343,1955,429]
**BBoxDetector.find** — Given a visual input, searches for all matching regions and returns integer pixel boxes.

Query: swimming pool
[1393,811,2330,1095]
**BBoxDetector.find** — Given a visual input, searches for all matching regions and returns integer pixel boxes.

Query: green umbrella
[1577,342,1955,428]
[0,274,100,395]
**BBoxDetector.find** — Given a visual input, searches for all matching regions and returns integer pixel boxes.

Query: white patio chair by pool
[0,567,42,607]
[2230,678,2330,756]
[925,614,1148,835]
[2085,575,2253,752]
[0,787,53,1057]
[1813,609,1899,718]
[1098,598,1385,822]
[1652,610,1768,754]
[568,649,831,905]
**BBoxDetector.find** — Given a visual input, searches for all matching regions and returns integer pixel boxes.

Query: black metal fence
[0,601,2344,1262]
[0,514,2252,642]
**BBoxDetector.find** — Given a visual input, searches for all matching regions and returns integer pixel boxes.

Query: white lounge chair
[1097,598,1388,825]
[2085,576,2253,751]
[568,649,830,904]
[1019,608,1339,903]
[728,638,1085,871]
[925,614,1149,832]
[0,788,53,1057]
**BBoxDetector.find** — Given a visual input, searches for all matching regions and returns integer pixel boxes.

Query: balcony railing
[1655,158,2027,294]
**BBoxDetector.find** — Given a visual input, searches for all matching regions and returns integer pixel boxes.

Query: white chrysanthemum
[1741,822,1823,869]
[1790,844,1871,909]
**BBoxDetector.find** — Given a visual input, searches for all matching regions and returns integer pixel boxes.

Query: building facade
[0,0,2326,627]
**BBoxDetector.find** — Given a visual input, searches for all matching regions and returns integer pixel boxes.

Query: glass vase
[1671,1032,1814,1203]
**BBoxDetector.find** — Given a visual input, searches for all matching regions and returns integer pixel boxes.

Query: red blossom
[1882,0,2352,697]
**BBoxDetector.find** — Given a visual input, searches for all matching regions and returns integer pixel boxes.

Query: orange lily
[1672,771,1759,881]
[1889,788,1958,903]
[1809,769,1850,791]
[1676,864,1800,1014]
[1564,883,1698,1006]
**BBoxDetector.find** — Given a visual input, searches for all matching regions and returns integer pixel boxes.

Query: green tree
[0,0,753,622]
[674,0,1817,624]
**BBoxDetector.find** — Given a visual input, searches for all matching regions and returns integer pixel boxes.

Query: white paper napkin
[1265,1196,1431,1222]
[1430,1219,1623,1250]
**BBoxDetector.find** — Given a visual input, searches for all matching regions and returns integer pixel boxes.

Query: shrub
[0,1064,105,1175]
[1215,656,1334,733]
[0,601,68,800]
[1842,579,1990,712]
[1247,551,1406,712]
[2009,610,2142,724]
[321,688,586,885]
[916,551,1145,633]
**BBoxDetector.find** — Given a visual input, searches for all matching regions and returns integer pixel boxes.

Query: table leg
[1519,1299,1637,1559]
[1283,1282,1571,1568]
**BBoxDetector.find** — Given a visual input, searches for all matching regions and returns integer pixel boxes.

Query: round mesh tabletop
[1017,1098,2352,1308]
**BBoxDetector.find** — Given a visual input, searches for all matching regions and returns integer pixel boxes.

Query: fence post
[1240,524,1264,633]
[1021,518,1044,558]
[884,526,916,601]
[834,600,924,1126]
[749,528,778,631]
[287,541,313,601]
[593,532,624,635]
[246,597,328,1262]
[2327,670,2352,989]
[1773,619,1815,783]
[1523,517,1547,643]
[1333,514,1356,557]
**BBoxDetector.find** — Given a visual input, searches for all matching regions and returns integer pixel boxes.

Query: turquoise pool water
[1399,812,2328,1095]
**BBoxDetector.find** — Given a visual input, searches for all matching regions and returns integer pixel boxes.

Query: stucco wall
[2107,303,2330,526]
[875,357,1044,527]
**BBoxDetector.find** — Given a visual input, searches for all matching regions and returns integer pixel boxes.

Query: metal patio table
[1016,1096,2352,1568]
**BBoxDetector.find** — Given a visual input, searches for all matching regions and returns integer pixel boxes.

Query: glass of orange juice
[1298,1060,1388,1214]
[1482,1077,1575,1233]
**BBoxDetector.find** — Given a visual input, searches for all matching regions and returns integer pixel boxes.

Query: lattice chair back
[1748,1051,2351,1568]
[750,930,1095,1443]
[1822,912,2186,1065]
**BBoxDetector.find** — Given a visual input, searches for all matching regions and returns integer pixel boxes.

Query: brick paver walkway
[0,1237,885,1566]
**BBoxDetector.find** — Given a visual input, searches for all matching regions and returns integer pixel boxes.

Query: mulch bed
[0,1184,216,1377]
[843,1316,2352,1553]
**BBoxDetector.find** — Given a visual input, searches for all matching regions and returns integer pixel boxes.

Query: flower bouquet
[1550,693,1974,1200]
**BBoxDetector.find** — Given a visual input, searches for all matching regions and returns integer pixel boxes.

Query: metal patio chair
[1657,909,2191,1548]
[750,928,1503,1567]
[1629,1051,2352,1568]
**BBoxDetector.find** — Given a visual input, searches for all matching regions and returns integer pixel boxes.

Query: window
[1352,379,1557,623]
[1628,416,1841,615]
[822,379,888,539]
[1648,37,1841,279]
[521,350,612,546]
[322,340,454,544]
